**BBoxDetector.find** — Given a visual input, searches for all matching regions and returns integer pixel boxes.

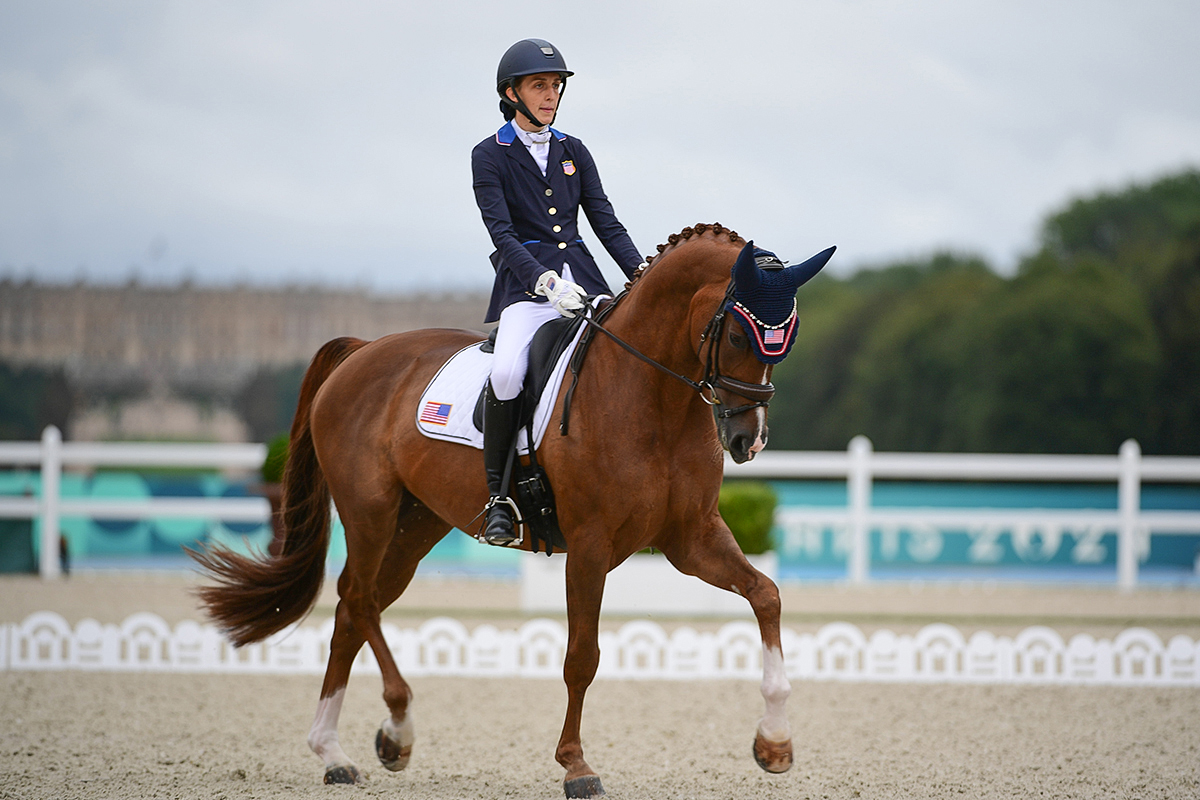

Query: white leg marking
[758,645,792,742]
[381,705,415,749]
[307,687,355,769]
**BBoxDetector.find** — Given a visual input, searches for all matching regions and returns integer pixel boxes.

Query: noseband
[580,276,775,420]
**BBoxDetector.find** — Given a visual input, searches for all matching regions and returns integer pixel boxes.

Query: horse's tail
[190,336,368,647]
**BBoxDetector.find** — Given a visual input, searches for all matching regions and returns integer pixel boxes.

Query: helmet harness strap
[502,76,567,130]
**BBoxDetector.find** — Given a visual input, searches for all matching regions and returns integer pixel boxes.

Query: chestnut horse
[192,223,832,798]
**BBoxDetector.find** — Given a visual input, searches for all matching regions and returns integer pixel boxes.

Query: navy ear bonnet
[728,240,836,364]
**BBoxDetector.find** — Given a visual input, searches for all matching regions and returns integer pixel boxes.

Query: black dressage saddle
[470,313,585,555]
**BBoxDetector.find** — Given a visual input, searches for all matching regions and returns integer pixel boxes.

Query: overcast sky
[2,1,1198,294]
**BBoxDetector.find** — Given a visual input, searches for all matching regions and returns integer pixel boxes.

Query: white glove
[534,270,586,317]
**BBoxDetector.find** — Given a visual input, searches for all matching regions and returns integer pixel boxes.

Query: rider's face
[507,72,563,130]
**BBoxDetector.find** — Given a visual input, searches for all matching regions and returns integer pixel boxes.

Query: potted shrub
[718,480,778,556]
[521,480,780,616]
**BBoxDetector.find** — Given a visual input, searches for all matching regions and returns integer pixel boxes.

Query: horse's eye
[728,330,747,349]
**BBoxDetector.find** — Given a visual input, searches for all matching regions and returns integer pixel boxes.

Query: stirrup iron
[480,495,523,547]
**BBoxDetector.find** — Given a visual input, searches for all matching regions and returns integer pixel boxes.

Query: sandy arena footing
[2,573,1198,799]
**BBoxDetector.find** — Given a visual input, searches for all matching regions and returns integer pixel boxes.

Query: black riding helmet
[496,38,574,126]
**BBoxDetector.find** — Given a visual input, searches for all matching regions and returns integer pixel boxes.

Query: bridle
[579,275,776,421]
[697,279,777,418]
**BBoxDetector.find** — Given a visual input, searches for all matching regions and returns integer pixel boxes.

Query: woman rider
[472,38,645,546]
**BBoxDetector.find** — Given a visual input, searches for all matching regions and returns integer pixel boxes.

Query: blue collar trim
[495,124,568,146]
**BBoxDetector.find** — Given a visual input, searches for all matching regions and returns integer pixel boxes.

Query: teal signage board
[770,481,1200,580]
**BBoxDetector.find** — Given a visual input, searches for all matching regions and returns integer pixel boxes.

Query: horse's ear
[733,240,761,292]
[785,246,836,289]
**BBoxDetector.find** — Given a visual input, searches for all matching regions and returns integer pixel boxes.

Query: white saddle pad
[414,320,589,453]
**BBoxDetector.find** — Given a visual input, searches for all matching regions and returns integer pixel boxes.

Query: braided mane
[624,222,747,289]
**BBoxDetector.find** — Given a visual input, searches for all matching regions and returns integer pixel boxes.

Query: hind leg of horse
[555,545,609,799]
[308,495,450,784]
[660,523,793,774]
[369,499,452,774]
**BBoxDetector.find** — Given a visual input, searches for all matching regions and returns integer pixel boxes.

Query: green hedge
[261,433,290,484]
[718,481,778,555]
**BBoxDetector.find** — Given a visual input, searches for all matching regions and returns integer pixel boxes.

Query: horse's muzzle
[722,421,767,464]
[727,433,753,463]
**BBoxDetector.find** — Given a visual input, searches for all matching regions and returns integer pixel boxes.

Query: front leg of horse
[556,551,609,798]
[665,538,794,774]
[736,566,793,773]
[752,615,794,774]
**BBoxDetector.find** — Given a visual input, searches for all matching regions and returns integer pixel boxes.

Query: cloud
[1,0,1198,292]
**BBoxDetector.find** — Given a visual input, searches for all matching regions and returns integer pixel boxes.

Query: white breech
[490,264,576,401]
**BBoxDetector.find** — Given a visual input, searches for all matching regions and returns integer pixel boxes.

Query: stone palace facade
[0,278,490,441]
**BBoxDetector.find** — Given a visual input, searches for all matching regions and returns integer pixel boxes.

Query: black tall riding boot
[482,381,521,545]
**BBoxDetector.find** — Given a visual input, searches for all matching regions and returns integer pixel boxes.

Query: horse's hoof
[753,731,793,773]
[323,764,363,785]
[564,774,606,798]
[375,726,413,772]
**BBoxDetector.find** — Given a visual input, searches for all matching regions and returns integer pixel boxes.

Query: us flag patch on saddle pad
[419,401,452,426]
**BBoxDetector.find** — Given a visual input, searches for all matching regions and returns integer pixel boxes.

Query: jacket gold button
[545,189,553,196]
[553,225,561,233]
[548,207,557,215]
[558,242,567,249]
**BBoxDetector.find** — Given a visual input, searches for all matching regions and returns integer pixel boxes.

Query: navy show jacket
[472,123,643,323]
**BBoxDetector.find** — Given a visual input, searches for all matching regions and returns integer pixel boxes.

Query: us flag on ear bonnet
[728,240,836,364]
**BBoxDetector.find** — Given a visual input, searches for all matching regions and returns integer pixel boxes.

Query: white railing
[726,435,1200,590]
[5,612,1198,685]
[2,428,1198,589]
[0,426,269,579]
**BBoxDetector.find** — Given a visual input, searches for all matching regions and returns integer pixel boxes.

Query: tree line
[2,168,1197,454]
[769,168,1200,455]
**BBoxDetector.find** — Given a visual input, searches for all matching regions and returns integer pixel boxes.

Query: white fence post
[39,425,62,580]
[1117,439,1141,592]
[848,435,873,584]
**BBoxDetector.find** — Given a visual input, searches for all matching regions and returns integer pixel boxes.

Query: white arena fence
[2,427,1200,588]
[3,612,1198,686]
[725,436,1200,589]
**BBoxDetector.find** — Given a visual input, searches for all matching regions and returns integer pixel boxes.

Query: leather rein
[570,275,776,425]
